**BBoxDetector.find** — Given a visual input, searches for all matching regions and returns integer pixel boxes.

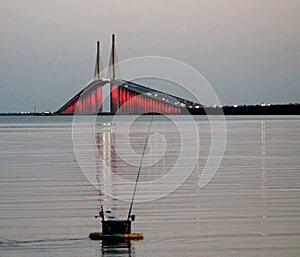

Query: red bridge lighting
[57,80,199,115]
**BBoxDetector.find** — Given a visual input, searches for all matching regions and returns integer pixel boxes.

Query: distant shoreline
[1,103,299,116]
[190,103,300,115]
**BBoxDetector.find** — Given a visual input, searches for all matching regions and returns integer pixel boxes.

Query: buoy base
[89,232,144,241]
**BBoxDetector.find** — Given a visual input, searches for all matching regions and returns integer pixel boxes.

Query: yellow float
[89,232,143,241]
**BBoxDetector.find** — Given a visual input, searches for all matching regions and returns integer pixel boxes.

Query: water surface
[0,116,299,256]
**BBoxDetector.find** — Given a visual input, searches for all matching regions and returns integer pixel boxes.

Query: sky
[0,0,299,112]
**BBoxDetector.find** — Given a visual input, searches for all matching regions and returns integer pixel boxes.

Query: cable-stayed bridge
[56,35,201,115]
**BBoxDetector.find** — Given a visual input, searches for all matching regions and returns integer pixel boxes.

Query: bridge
[56,35,201,115]
[57,79,201,115]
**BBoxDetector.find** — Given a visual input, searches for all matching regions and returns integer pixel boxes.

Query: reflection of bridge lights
[261,120,267,220]
[97,123,113,206]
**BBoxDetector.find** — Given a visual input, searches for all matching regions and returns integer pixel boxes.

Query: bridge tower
[107,34,121,80]
[94,41,104,80]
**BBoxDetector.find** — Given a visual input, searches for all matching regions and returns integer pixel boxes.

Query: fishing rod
[92,124,104,221]
[95,172,104,221]
[127,115,154,222]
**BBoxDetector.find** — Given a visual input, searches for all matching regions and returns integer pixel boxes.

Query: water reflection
[96,122,114,208]
[101,240,134,257]
[94,240,134,257]
[261,121,267,222]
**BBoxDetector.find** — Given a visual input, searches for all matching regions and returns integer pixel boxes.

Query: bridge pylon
[94,41,104,80]
[107,34,121,80]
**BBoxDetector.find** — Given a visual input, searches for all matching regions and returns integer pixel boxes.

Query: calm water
[0,115,300,256]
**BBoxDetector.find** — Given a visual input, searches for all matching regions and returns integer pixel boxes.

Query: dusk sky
[0,0,299,112]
